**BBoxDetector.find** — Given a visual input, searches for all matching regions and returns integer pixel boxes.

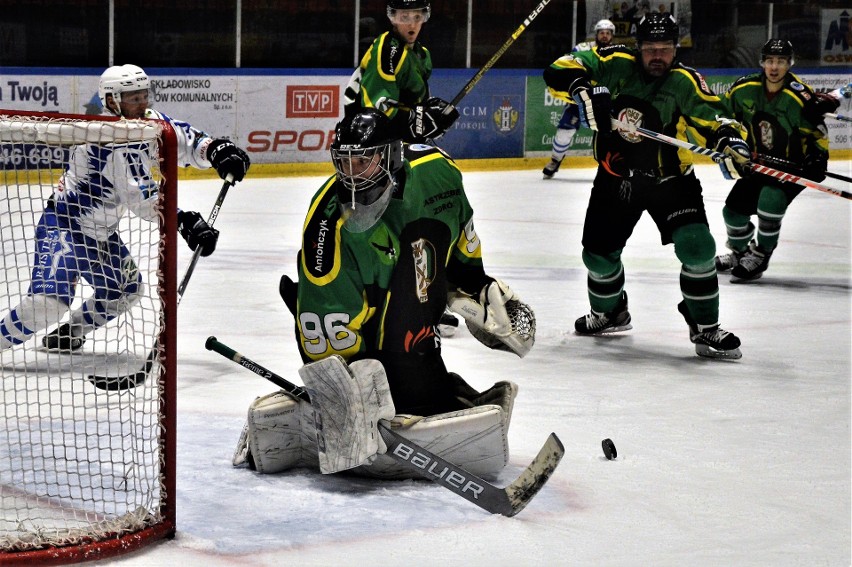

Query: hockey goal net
[0,111,177,564]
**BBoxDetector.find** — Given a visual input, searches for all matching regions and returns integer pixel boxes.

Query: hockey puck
[601,438,617,460]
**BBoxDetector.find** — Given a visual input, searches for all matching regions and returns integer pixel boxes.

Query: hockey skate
[677,301,741,359]
[42,323,85,352]
[730,243,771,282]
[438,309,460,337]
[714,247,745,272]
[542,158,562,179]
[575,292,632,335]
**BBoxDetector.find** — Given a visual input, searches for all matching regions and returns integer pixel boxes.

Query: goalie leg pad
[352,380,518,480]
[235,390,319,474]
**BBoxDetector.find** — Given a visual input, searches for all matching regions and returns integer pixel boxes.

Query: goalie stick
[611,118,852,201]
[87,174,235,391]
[204,336,564,517]
[447,0,552,108]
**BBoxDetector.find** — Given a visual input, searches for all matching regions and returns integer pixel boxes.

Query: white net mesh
[0,113,170,556]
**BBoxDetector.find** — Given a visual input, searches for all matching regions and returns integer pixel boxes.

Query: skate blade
[730,272,764,283]
[577,323,633,336]
[695,344,742,360]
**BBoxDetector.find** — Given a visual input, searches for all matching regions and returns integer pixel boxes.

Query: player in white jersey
[542,19,615,179]
[0,64,251,353]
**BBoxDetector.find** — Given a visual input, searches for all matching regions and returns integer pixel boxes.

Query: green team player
[231,110,535,479]
[543,12,749,360]
[292,109,533,412]
[714,39,831,282]
[343,0,459,143]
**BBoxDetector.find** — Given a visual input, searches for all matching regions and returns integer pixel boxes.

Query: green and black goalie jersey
[544,44,744,176]
[295,144,489,364]
[724,71,829,164]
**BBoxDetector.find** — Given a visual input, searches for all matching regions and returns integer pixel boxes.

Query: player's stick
[448,0,552,108]
[87,174,235,391]
[611,118,852,201]
[204,336,564,517]
[824,112,852,123]
[751,153,852,184]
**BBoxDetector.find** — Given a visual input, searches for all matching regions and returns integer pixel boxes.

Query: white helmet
[595,19,616,33]
[98,64,150,116]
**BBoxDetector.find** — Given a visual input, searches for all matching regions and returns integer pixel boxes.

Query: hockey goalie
[233,109,536,479]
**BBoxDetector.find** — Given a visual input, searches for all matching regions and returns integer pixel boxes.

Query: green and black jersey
[544,45,744,176]
[724,72,828,164]
[346,31,432,121]
[296,144,489,365]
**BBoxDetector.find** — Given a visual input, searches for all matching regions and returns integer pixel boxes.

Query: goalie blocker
[233,356,518,480]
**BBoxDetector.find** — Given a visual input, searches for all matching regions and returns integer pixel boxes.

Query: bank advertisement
[525,71,852,156]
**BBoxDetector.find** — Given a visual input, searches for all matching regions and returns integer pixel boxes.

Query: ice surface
[102,163,850,566]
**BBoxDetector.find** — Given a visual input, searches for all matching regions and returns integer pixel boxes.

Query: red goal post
[0,110,177,564]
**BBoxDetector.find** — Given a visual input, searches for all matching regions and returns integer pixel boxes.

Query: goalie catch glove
[207,138,251,182]
[407,97,459,142]
[447,279,536,358]
[177,210,219,257]
[713,126,751,180]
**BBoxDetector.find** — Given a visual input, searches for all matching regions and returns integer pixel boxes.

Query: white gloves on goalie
[447,279,536,358]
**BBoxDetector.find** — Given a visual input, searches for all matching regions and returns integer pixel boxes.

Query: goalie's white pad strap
[236,390,318,473]
[298,356,396,474]
[448,279,536,358]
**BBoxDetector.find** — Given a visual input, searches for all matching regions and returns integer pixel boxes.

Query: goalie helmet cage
[0,110,177,565]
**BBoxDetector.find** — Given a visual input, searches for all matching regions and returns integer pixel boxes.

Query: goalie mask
[331,109,403,233]
[98,64,150,116]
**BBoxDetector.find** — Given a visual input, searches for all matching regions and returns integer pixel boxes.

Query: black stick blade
[87,349,155,391]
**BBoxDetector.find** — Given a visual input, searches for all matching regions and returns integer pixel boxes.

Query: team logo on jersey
[790,82,804,91]
[616,108,643,143]
[411,238,436,303]
[370,226,398,265]
[758,120,775,150]
[492,97,520,134]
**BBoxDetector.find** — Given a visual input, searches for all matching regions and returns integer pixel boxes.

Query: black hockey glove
[714,128,751,180]
[572,85,612,135]
[407,97,459,142]
[207,138,250,182]
[177,210,219,257]
[802,151,828,182]
[803,91,840,125]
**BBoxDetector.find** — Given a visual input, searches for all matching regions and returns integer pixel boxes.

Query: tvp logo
[286,85,339,118]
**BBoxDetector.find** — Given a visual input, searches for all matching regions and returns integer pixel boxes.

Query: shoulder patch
[790,81,804,91]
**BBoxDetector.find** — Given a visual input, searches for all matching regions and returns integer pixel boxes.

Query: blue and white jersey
[51,109,215,241]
